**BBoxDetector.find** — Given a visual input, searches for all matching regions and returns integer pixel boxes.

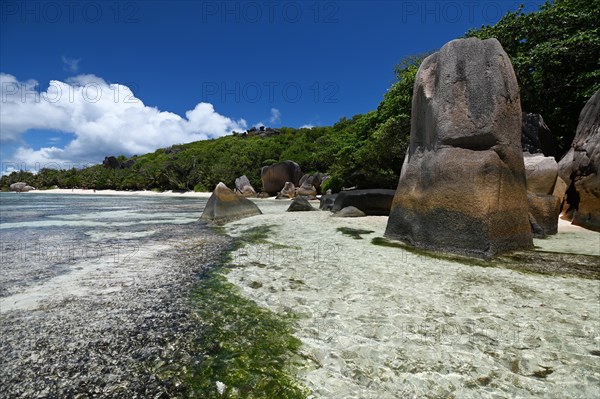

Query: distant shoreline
[11,188,214,198]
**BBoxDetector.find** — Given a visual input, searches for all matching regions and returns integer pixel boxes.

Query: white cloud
[62,56,81,73]
[299,124,314,129]
[269,108,281,124]
[0,73,247,167]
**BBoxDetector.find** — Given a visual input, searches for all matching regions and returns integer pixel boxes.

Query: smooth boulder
[527,193,561,238]
[331,189,395,216]
[286,196,317,212]
[332,206,366,218]
[200,182,262,225]
[299,173,328,195]
[296,184,317,197]
[277,182,296,199]
[385,38,533,257]
[261,160,302,195]
[319,194,338,211]
[524,153,558,195]
[9,182,34,192]
[558,89,600,231]
[235,175,256,197]
[523,153,561,236]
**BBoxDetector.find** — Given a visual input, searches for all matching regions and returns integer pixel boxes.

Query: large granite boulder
[234,175,256,197]
[521,113,555,157]
[277,182,296,199]
[299,173,328,195]
[200,182,262,225]
[331,189,395,216]
[523,153,561,236]
[527,193,561,238]
[103,156,121,169]
[319,194,338,211]
[9,182,33,192]
[524,153,558,195]
[296,184,317,197]
[286,196,317,212]
[558,89,600,231]
[385,38,533,257]
[261,160,302,195]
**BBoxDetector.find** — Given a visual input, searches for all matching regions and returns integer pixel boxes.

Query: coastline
[0,195,232,397]
[15,188,214,198]
[2,190,598,397]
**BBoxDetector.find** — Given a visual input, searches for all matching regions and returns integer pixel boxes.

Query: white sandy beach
[17,188,214,198]
[224,200,600,399]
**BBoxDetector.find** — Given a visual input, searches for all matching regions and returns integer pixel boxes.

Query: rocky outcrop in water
[200,182,262,224]
[261,161,302,195]
[558,89,600,232]
[385,38,533,257]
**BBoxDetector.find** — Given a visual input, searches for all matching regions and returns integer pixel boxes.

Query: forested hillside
[2,0,598,192]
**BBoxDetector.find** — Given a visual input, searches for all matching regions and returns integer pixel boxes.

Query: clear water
[0,192,206,301]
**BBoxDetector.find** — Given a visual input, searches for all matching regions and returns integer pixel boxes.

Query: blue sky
[1,0,547,171]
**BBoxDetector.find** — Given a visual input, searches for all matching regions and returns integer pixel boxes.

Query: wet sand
[223,201,600,398]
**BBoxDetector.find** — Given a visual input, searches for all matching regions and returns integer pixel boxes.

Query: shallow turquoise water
[0,192,207,298]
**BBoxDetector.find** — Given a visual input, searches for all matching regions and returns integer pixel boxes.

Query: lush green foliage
[2,0,596,192]
[467,0,600,154]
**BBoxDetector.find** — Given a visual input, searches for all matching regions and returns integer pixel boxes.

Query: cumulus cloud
[62,56,81,73]
[299,124,314,129]
[0,73,247,167]
[269,108,281,124]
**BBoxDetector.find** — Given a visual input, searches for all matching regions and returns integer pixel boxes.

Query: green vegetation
[187,226,309,398]
[2,1,596,192]
[188,273,308,398]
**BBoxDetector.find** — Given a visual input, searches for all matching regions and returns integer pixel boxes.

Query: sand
[224,200,600,399]
[17,188,213,198]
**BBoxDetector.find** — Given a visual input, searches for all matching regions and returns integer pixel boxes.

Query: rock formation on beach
[558,89,600,231]
[200,182,262,225]
[332,206,366,218]
[385,38,533,257]
[9,182,35,192]
[277,182,297,199]
[286,196,317,212]
[523,153,561,237]
[261,160,302,195]
[331,189,395,216]
[234,175,257,197]
[298,173,328,195]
